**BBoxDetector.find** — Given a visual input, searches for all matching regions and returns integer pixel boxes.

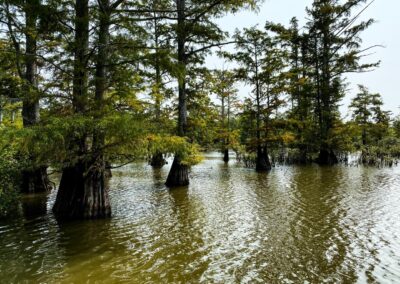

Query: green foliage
[146,135,202,166]
[0,111,202,170]
[0,146,23,218]
[349,85,391,149]
[0,0,397,186]
[392,116,400,138]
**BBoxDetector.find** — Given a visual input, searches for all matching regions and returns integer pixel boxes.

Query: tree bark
[22,167,51,194]
[53,159,111,220]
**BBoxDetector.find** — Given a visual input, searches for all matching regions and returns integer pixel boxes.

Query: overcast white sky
[207,0,400,118]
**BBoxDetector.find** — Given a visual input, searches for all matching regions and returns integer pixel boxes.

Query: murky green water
[1,152,400,283]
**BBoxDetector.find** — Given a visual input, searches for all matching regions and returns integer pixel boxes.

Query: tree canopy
[0,0,395,219]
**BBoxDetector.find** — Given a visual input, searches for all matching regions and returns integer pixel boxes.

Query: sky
[206,0,400,118]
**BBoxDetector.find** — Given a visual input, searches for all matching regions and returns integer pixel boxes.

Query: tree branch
[187,40,236,57]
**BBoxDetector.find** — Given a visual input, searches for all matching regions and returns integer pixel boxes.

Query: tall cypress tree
[53,0,127,220]
[2,0,52,193]
[225,26,285,172]
[164,0,261,186]
[306,0,379,164]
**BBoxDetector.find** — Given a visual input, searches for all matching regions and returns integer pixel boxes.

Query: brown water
[1,152,400,283]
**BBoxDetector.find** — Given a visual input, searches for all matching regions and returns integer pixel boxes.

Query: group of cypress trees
[0,0,393,220]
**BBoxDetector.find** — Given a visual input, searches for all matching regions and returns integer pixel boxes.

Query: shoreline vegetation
[1,0,398,220]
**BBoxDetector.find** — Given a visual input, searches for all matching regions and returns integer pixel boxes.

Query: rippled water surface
[1,152,400,283]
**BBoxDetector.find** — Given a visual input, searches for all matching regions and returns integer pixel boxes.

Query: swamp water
[1,152,400,283]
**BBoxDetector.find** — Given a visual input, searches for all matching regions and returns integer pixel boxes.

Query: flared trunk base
[165,156,189,187]
[256,148,272,172]
[150,152,167,168]
[21,167,52,194]
[317,149,338,165]
[298,149,308,164]
[53,162,111,220]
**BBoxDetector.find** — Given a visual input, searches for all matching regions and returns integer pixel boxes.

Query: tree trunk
[362,125,367,147]
[150,152,167,168]
[53,159,111,220]
[22,191,48,219]
[166,156,189,187]
[21,0,51,193]
[223,148,229,163]
[298,146,308,164]
[21,167,51,194]
[166,0,189,187]
[317,148,338,165]
[256,146,271,172]
[253,41,270,172]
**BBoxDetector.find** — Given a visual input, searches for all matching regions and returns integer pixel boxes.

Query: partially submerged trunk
[317,22,338,167]
[317,148,338,165]
[150,152,167,168]
[21,167,51,193]
[166,156,189,187]
[298,148,308,164]
[256,146,271,172]
[53,159,111,220]
[223,149,229,163]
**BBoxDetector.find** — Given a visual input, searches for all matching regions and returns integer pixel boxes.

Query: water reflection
[1,153,400,283]
[21,193,48,219]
